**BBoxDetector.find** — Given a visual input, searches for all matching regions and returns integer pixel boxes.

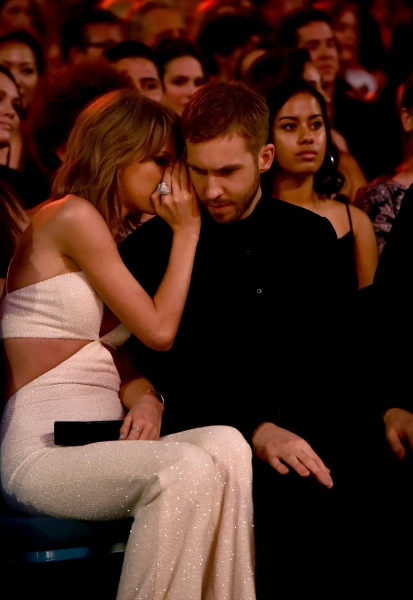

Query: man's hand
[252,422,333,488]
[383,408,413,459]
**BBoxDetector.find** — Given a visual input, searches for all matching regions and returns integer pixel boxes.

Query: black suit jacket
[121,196,348,446]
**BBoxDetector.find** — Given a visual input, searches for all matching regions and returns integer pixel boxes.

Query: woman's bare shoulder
[348,203,373,225]
[32,195,106,234]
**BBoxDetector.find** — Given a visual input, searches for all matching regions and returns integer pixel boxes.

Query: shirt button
[257,289,262,294]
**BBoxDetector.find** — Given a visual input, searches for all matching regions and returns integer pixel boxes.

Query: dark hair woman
[155,38,208,116]
[355,67,413,255]
[264,76,377,290]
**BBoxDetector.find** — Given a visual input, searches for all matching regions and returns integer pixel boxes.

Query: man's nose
[204,176,222,199]
[322,42,337,57]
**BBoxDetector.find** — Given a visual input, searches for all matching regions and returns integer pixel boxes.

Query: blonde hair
[52,88,178,233]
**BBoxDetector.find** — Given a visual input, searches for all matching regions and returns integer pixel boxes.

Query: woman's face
[0,71,20,147]
[118,135,177,217]
[0,41,38,109]
[334,9,359,64]
[162,56,205,116]
[272,91,326,178]
[0,0,33,35]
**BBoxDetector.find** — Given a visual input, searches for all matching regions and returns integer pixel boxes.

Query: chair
[0,487,132,600]
[0,379,132,600]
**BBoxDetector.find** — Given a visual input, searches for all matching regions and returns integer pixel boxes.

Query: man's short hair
[126,0,177,41]
[277,9,332,49]
[103,39,158,67]
[181,80,269,156]
[61,8,124,61]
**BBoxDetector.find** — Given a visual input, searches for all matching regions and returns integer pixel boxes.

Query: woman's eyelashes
[280,119,324,132]
[154,156,172,167]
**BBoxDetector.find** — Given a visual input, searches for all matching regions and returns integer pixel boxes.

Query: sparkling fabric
[0,271,131,348]
[0,273,256,599]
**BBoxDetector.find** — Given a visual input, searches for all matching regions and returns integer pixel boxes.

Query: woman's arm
[116,344,164,441]
[56,163,200,351]
[351,205,379,288]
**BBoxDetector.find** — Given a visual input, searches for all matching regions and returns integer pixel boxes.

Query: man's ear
[400,107,413,133]
[258,143,274,173]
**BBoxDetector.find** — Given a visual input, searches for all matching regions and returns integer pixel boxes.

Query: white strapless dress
[0,272,255,600]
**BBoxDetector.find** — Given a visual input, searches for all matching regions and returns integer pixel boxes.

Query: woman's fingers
[151,163,173,214]
[180,160,190,191]
[162,162,174,188]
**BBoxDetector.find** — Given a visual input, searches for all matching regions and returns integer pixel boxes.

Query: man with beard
[121,80,400,597]
[121,79,341,447]
[277,9,387,180]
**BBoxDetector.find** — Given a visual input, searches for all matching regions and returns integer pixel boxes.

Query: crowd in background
[3,3,413,597]
[2,0,413,281]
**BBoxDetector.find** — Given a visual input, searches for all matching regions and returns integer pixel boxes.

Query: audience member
[0,87,256,600]
[244,47,367,201]
[0,63,46,208]
[0,64,21,168]
[60,8,125,63]
[0,29,43,114]
[264,76,377,290]
[197,13,262,81]
[0,0,42,38]
[155,38,207,115]
[121,78,413,598]
[324,0,386,101]
[278,8,385,180]
[25,57,134,185]
[355,69,413,254]
[98,0,135,19]
[372,184,413,431]
[0,180,29,296]
[256,0,311,35]
[126,0,187,48]
[103,39,163,101]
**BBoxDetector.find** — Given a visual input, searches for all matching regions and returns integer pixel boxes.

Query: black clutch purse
[54,420,124,446]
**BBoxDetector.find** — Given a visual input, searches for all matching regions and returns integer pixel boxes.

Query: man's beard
[201,166,261,224]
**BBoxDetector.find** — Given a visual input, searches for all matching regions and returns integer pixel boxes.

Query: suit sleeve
[120,219,173,387]
[370,184,413,414]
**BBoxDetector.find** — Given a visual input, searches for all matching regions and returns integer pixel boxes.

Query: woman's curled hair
[52,88,180,234]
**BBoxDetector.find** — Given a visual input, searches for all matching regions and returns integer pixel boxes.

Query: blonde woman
[0,89,255,600]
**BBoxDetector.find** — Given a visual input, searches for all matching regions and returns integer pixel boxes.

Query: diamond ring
[132,426,142,433]
[157,182,172,195]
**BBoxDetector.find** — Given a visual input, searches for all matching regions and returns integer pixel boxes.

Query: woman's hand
[151,161,200,237]
[119,392,163,441]
[252,422,333,488]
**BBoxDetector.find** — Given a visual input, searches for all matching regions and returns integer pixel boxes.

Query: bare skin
[383,408,413,460]
[253,91,375,485]
[271,91,378,289]
[252,422,333,487]
[3,157,200,441]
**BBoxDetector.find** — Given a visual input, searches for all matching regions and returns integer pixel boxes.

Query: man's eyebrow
[186,162,244,170]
